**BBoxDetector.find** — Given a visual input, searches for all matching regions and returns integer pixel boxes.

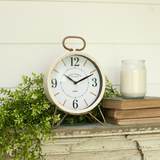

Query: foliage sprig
[104,75,122,98]
[0,72,121,159]
[0,72,60,160]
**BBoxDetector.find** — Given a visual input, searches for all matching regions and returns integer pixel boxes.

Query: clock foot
[50,105,68,129]
[87,105,106,126]
[50,105,106,129]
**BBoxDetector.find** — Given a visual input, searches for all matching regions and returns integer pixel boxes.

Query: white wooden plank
[0,1,160,44]
[85,44,160,86]
[1,0,160,5]
[1,44,160,93]
[108,85,160,97]
[146,85,160,97]
[0,45,64,88]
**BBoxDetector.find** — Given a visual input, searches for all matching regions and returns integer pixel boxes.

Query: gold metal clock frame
[47,36,106,129]
[50,104,106,129]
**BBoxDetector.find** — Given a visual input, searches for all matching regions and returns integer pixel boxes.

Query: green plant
[0,72,60,160]
[0,72,121,160]
[103,75,122,98]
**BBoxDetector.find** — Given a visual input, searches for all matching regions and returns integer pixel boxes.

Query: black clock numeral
[51,78,57,88]
[92,78,97,87]
[73,99,78,109]
[71,57,79,66]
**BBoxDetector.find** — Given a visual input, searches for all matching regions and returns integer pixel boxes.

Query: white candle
[120,60,147,98]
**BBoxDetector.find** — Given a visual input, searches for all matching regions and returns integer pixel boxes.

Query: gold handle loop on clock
[62,36,86,52]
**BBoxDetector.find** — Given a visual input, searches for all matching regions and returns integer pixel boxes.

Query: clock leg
[87,105,106,126]
[49,105,106,129]
[50,105,68,129]
[85,109,96,123]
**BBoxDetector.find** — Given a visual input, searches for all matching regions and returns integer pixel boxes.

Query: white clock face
[50,54,103,111]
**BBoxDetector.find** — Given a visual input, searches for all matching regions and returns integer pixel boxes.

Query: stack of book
[102,97,160,125]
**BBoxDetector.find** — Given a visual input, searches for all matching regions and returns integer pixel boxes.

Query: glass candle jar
[120,60,147,98]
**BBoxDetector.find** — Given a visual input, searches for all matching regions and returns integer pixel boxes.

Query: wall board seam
[1,43,160,45]
[0,0,160,6]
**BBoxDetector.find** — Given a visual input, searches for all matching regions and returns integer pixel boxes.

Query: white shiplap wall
[0,0,160,96]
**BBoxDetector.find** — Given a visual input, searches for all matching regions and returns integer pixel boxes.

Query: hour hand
[64,74,76,84]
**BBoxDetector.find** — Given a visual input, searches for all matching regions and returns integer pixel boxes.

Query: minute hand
[75,74,93,84]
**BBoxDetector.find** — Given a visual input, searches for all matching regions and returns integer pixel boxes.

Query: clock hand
[64,74,76,84]
[75,74,93,85]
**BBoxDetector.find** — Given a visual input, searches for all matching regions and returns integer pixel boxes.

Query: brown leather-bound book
[103,97,160,110]
[105,117,160,125]
[103,108,160,119]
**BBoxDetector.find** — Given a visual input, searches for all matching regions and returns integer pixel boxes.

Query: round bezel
[43,51,105,115]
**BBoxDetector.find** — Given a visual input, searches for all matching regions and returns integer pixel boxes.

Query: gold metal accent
[63,99,67,106]
[54,92,59,96]
[50,106,68,129]
[53,69,59,73]
[90,69,96,74]
[50,105,106,129]
[62,36,86,52]
[84,99,88,106]
[90,92,96,96]
[62,59,66,66]
[87,105,106,126]
[83,60,87,67]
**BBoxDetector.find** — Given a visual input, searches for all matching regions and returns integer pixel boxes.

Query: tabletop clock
[43,36,106,128]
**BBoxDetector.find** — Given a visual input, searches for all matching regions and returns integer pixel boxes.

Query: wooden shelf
[53,122,160,137]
